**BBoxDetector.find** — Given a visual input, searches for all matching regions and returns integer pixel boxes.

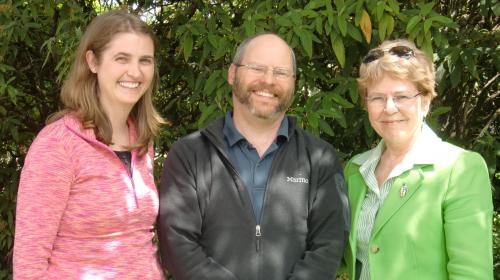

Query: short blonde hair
[49,10,164,155]
[357,39,436,108]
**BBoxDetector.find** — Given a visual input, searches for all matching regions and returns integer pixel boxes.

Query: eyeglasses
[366,92,422,107]
[362,46,415,64]
[234,63,294,80]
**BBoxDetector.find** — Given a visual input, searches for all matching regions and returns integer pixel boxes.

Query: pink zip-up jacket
[14,114,164,279]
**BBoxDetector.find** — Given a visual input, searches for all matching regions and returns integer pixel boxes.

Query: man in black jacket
[158,33,349,280]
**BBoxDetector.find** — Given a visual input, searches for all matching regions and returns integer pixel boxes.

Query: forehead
[367,75,417,93]
[104,32,154,54]
[242,35,293,67]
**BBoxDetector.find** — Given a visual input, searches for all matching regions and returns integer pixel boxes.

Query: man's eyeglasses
[366,92,422,108]
[362,46,415,64]
[234,63,294,80]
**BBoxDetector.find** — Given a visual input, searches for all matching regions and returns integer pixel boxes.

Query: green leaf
[308,112,319,129]
[314,17,323,34]
[423,18,433,34]
[319,119,335,136]
[337,15,347,36]
[429,15,454,26]
[449,61,462,88]
[461,50,479,79]
[406,15,421,34]
[375,1,385,21]
[408,24,420,41]
[244,20,255,36]
[290,10,303,26]
[422,35,433,57]
[275,16,293,27]
[214,38,228,60]
[332,108,347,128]
[378,13,388,41]
[347,23,363,42]
[326,1,334,26]
[297,29,313,58]
[182,34,193,62]
[203,70,221,94]
[331,35,345,68]
[431,106,451,116]
[363,117,374,138]
[386,14,395,36]
[208,33,218,48]
[334,0,344,9]
[332,93,354,108]
[197,104,217,128]
[348,80,359,104]
[419,2,435,17]
[305,0,325,10]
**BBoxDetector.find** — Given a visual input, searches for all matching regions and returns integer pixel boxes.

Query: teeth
[119,82,140,88]
[254,91,274,97]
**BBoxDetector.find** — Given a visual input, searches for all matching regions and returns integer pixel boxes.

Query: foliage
[0,0,498,279]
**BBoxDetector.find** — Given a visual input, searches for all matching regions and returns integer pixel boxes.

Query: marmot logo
[287,177,309,184]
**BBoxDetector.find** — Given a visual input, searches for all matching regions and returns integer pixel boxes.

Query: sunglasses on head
[362,46,415,64]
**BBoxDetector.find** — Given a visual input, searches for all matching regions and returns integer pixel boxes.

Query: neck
[232,108,285,158]
[102,103,132,151]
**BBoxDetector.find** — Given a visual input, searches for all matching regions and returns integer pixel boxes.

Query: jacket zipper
[255,225,262,252]
[65,124,139,208]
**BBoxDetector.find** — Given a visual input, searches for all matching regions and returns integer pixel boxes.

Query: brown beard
[232,73,294,119]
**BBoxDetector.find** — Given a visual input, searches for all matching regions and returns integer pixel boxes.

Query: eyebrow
[113,52,154,59]
[370,90,415,95]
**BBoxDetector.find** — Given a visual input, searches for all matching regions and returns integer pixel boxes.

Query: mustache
[247,84,280,96]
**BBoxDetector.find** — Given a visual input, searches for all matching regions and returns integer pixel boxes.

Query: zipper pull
[255,225,262,252]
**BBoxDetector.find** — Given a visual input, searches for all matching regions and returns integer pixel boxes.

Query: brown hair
[48,10,164,155]
[357,39,436,108]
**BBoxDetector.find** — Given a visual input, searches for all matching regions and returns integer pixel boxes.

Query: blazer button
[370,245,380,254]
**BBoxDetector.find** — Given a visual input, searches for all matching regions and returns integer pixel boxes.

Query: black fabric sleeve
[289,145,350,280]
[158,142,238,280]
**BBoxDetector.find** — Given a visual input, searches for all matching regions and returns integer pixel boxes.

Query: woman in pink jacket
[14,10,165,279]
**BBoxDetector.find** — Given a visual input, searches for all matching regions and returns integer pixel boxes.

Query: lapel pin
[400,184,408,198]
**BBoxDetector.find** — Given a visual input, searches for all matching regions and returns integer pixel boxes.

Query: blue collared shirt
[223,112,289,224]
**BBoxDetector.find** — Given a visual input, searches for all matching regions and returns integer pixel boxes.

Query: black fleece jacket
[158,116,349,280]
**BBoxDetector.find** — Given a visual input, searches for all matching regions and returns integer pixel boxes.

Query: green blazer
[343,131,493,280]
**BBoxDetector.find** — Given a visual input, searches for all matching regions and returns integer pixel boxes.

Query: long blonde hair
[49,10,164,155]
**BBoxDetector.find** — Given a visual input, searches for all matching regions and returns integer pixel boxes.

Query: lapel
[371,167,425,238]
[346,171,367,255]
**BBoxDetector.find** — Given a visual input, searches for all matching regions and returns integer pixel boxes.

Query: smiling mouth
[253,90,276,98]
[119,81,140,89]
[383,120,405,124]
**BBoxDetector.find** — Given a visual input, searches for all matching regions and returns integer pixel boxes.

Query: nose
[260,69,275,84]
[127,61,141,78]
[384,96,398,114]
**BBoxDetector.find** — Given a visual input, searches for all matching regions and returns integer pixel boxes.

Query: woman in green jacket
[343,39,493,280]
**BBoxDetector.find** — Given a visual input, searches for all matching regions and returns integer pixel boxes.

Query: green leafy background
[0,0,498,279]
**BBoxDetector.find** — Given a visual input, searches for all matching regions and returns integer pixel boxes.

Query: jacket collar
[62,113,138,148]
[202,114,297,150]
[352,123,442,168]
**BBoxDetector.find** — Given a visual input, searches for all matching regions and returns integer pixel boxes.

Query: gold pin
[400,184,408,198]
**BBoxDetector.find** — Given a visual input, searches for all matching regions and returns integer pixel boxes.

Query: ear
[228,63,236,86]
[421,95,431,117]
[85,50,97,73]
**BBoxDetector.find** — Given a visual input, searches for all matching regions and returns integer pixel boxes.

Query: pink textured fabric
[14,114,164,280]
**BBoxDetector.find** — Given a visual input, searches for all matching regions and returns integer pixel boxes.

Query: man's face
[228,35,295,120]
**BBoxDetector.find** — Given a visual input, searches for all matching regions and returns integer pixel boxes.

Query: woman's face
[86,32,155,113]
[366,75,430,149]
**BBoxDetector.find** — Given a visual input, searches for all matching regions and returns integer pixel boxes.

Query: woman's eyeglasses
[366,92,422,108]
[362,46,415,64]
